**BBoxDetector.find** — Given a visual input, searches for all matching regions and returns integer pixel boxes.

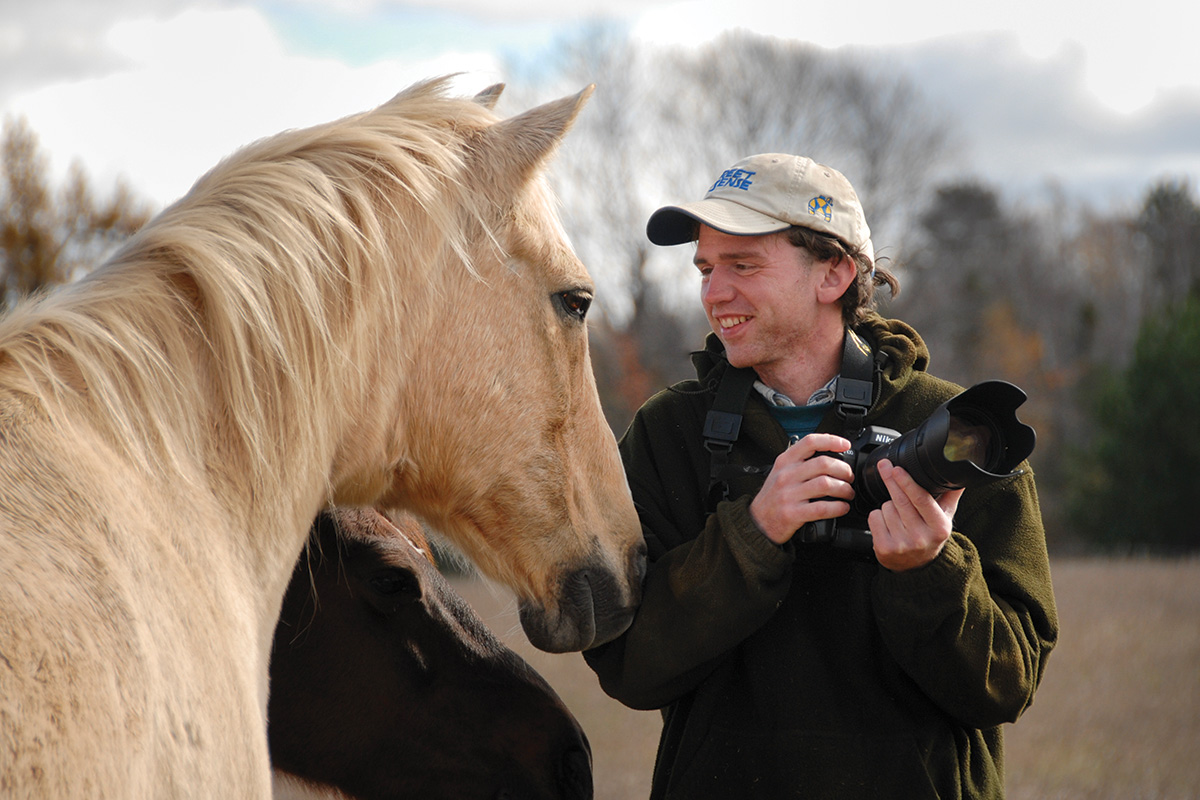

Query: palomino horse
[0,78,643,798]
[270,508,591,800]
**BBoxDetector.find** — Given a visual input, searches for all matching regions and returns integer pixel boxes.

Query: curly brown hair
[784,226,899,325]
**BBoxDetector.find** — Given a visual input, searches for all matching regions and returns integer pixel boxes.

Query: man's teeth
[720,316,749,329]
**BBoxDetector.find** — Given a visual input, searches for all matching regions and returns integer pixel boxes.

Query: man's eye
[556,290,592,321]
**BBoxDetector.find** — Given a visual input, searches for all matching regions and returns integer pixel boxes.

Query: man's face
[694,225,825,380]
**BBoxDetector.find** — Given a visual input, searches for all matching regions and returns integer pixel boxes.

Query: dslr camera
[797,380,1036,553]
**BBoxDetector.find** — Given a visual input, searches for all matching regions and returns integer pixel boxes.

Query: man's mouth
[718,315,751,330]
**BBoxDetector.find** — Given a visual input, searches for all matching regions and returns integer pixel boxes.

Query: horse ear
[469,85,595,193]
[474,83,505,110]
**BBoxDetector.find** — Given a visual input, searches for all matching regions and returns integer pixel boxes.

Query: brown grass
[1005,558,1200,800]
[452,557,1200,800]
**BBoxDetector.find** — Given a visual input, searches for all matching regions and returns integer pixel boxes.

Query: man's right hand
[749,433,856,545]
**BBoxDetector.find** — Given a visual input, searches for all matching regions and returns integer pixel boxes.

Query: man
[584,154,1058,799]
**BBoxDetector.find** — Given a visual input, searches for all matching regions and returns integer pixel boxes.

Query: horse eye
[555,289,592,322]
[369,569,420,600]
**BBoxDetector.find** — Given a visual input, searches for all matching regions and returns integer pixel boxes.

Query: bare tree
[826,58,955,252]
[507,27,956,427]
[505,23,712,431]
[1136,179,1200,310]
[1,116,152,308]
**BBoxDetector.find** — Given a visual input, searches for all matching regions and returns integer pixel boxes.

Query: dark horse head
[269,508,592,800]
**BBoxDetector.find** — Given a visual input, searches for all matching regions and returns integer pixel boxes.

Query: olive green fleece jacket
[584,314,1058,800]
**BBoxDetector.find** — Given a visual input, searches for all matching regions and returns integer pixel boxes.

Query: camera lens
[943,414,996,470]
[855,381,1035,511]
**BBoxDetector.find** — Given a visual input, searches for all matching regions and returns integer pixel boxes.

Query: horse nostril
[558,746,593,800]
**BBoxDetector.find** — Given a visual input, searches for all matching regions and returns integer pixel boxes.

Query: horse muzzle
[518,543,646,653]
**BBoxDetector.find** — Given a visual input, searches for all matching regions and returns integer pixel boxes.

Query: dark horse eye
[369,569,421,600]
[556,289,592,322]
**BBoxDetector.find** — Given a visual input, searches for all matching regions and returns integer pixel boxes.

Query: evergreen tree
[1069,294,1200,552]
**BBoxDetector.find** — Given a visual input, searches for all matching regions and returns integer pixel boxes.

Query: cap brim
[646,198,791,246]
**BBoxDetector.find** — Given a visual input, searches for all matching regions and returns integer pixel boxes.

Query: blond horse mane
[0,77,502,491]
[0,77,645,798]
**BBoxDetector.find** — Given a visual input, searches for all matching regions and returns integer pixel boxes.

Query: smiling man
[583,153,1058,799]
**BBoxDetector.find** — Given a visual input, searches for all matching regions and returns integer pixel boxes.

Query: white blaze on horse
[0,78,643,799]
[269,508,592,800]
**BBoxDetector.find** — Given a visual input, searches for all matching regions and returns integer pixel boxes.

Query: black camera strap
[702,328,877,504]
[833,327,875,439]
[702,363,758,504]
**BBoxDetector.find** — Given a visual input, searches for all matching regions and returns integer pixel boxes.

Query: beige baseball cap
[646,153,874,264]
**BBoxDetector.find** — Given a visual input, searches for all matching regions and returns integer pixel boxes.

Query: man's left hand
[868,459,964,572]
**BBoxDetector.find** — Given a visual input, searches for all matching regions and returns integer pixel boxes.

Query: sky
[2,0,1198,216]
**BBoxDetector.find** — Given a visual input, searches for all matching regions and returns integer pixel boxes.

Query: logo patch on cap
[808,195,833,222]
[709,168,756,193]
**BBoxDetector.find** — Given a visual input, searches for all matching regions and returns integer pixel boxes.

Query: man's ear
[815,256,857,304]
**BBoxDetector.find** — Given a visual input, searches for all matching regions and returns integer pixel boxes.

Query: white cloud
[8,6,502,207]
[631,0,1200,117]
[285,0,676,21]
[3,0,1197,214]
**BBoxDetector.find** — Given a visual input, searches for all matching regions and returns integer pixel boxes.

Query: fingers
[938,487,965,517]
[869,460,957,572]
[878,460,940,528]
[779,433,853,463]
[749,435,856,545]
[881,461,965,526]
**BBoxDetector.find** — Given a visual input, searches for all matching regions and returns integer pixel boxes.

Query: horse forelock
[0,77,516,497]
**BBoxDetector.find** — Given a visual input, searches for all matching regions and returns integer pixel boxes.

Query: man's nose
[702,266,734,305]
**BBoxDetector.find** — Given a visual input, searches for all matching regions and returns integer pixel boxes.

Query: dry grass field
[451,557,1200,800]
[1004,558,1200,800]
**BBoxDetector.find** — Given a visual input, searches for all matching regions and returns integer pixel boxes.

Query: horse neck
[0,250,346,574]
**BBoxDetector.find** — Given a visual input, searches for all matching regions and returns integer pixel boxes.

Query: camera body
[797,425,899,553]
[795,380,1036,555]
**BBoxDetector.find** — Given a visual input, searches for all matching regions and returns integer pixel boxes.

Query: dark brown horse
[269,508,592,800]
